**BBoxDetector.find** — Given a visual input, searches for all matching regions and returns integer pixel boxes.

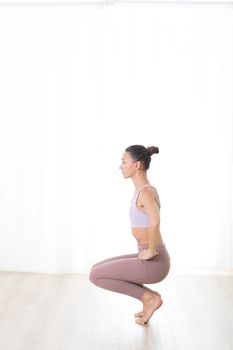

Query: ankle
[140,291,154,302]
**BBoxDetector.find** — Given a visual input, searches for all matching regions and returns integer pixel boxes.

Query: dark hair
[125,145,159,170]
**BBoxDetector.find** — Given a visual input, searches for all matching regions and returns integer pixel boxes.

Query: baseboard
[170,268,233,276]
[1,267,233,276]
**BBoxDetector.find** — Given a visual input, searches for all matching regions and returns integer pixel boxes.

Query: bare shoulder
[140,185,158,196]
[140,186,161,208]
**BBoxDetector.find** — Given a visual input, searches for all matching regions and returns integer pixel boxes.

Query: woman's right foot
[134,289,161,318]
[135,293,163,325]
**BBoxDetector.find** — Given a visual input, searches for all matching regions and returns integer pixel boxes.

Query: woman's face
[119,151,138,178]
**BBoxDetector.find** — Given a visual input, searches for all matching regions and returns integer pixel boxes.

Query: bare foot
[135,292,163,325]
[134,288,161,318]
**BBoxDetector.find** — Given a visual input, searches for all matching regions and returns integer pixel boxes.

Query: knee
[89,267,98,285]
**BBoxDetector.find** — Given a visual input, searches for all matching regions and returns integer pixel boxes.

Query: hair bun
[147,146,159,156]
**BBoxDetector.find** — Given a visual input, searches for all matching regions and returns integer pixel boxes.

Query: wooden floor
[0,272,232,350]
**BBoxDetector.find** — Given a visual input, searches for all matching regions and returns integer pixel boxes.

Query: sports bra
[129,184,155,228]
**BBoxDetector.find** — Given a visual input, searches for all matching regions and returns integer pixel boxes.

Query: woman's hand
[138,249,159,260]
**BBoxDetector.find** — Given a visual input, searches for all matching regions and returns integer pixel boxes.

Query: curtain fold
[0,4,232,273]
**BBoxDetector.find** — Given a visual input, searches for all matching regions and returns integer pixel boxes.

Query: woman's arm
[138,188,161,260]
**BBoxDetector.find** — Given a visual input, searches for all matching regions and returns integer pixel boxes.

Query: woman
[89,145,170,325]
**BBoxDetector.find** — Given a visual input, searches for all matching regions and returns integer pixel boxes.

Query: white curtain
[0,3,232,274]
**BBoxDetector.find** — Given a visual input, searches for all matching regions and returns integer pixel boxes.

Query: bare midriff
[131,227,164,246]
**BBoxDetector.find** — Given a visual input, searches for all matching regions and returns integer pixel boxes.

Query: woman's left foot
[135,293,163,325]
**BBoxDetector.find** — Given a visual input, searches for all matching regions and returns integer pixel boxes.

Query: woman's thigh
[91,249,170,285]
[91,256,151,284]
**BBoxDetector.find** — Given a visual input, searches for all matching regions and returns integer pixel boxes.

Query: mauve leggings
[89,244,170,300]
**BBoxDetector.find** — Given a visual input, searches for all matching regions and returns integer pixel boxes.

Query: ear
[135,161,141,169]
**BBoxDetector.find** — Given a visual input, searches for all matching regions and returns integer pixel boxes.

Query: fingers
[138,250,147,257]
[138,254,149,261]
[138,251,159,260]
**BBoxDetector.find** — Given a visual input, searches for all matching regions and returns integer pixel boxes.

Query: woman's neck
[132,174,150,191]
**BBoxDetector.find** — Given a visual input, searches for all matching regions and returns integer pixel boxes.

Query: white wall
[0,3,232,274]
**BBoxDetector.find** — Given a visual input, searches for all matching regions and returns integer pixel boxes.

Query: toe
[135,318,146,325]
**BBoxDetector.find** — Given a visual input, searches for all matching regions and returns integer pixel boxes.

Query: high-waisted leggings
[89,244,170,300]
